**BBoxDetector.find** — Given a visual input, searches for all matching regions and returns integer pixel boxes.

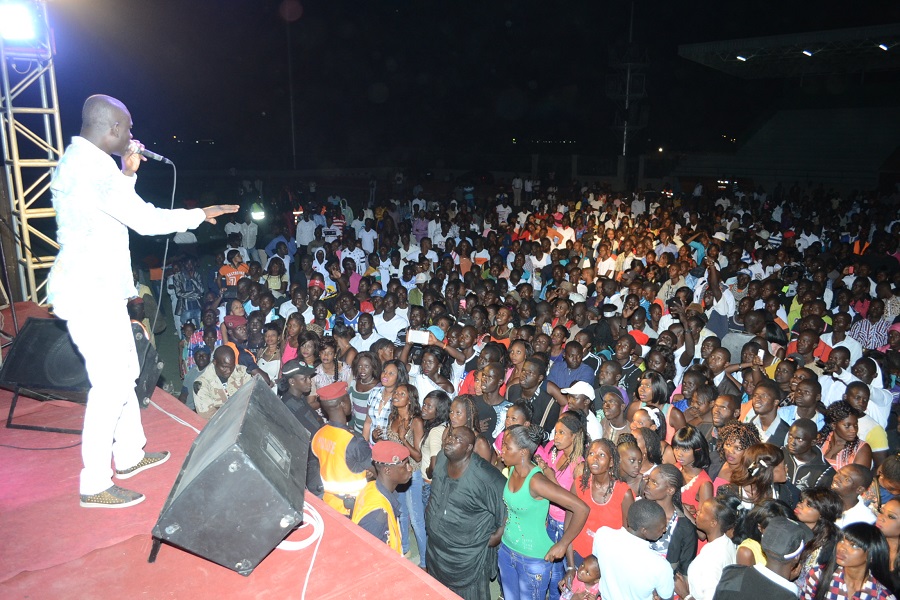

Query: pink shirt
[546,445,585,523]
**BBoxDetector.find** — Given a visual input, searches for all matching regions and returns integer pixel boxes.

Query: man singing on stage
[48,94,238,508]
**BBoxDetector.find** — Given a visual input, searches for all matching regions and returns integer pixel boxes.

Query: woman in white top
[419,390,451,507]
[255,324,282,387]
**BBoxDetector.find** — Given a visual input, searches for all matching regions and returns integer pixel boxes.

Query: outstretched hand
[202,204,240,224]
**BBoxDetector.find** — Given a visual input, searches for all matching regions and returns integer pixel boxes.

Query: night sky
[45,0,898,170]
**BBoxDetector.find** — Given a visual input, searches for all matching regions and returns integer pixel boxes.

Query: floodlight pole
[0,0,63,305]
[621,0,634,157]
[286,20,297,170]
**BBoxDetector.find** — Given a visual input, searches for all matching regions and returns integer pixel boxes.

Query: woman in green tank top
[498,424,589,600]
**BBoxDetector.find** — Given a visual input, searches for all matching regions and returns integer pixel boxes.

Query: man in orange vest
[351,441,411,553]
[310,381,370,516]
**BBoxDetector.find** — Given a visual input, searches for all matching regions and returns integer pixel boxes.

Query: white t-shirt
[836,497,876,528]
[350,331,385,353]
[358,228,379,254]
[596,257,616,278]
[594,526,675,600]
[295,219,317,246]
[686,534,737,600]
[373,313,409,345]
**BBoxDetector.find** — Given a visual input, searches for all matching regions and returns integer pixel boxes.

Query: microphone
[138,147,173,165]
[128,141,173,165]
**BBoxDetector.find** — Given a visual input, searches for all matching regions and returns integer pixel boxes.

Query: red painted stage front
[0,360,458,599]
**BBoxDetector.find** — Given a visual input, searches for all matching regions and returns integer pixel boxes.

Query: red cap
[224,315,247,328]
[317,381,348,401]
[371,441,410,465]
[628,330,650,345]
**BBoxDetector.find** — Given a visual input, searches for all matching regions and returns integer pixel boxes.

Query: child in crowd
[559,554,601,600]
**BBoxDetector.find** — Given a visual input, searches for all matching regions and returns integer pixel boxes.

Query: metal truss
[0,1,62,304]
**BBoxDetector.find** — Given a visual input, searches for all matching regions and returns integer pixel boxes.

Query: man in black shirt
[279,359,325,496]
[784,418,834,491]
[506,357,564,436]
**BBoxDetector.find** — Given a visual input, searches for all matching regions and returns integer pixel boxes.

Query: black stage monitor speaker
[132,322,164,408]
[0,317,164,434]
[0,317,90,401]
[150,377,310,576]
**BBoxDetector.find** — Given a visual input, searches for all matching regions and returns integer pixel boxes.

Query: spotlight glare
[0,4,36,42]
[879,44,889,51]
[658,147,663,153]
[736,55,747,62]
[802,50,813,57]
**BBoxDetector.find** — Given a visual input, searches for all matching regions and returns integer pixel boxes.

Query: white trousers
[57,301,146,495]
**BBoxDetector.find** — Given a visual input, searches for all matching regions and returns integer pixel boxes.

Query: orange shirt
[219,263,248,286]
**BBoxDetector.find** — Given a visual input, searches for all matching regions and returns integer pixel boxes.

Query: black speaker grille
[0,318,90,400]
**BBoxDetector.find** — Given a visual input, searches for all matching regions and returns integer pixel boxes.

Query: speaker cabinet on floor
[0,317,165,433]
[0,317,90,401]
[151,377,310,576]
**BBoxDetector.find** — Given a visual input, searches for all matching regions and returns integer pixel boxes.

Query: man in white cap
[560,381,601,440]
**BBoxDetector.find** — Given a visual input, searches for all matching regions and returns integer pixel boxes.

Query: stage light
[802,50,813,57]
[251,202,266,220]
[879,44,889,51]
[736,55,747,62]
[0,2,37,42]
[658,147,663,153]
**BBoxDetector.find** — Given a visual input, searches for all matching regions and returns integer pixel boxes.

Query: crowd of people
[164,182,900,600]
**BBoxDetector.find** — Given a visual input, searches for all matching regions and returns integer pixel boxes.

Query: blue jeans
[498,542,552,600]
[397,470,427,567]
[546,518,566,600]
[422,481,432,511]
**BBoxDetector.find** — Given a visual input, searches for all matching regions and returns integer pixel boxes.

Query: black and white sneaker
[80,485,145,508]
[115,451,171,480]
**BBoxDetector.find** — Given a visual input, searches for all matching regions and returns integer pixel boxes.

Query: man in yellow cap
[351,440,411,553]
[310,381,371,516]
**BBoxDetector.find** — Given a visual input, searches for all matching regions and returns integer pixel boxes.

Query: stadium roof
[678,23,900,79]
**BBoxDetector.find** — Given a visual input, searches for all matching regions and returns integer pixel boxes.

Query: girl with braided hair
[633,426,675,475]
[446,394,494,463]
[314,335,352,389]
[533,412,587,600]
[497,424,589,600]
[567,438,635,575]
[820,400,873,470]
[644,463,698,575]
[384,383,426,567]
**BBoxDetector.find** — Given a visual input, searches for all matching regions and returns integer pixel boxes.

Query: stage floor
[0,335,458,599]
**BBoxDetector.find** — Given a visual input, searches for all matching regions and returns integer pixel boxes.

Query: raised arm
[530,472,589,561]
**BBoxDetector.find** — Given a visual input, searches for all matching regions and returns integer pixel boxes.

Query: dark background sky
[45,0,899,170]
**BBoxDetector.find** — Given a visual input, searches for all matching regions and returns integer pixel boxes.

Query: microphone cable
[135,161,177,403]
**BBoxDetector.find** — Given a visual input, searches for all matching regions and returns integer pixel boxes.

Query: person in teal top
[498,424,589,600]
